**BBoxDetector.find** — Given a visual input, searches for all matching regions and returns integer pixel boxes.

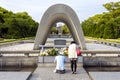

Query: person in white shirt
[54,49,66,74]
[68,41,78,74]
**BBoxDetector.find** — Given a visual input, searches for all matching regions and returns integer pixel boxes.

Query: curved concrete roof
[34,4,86,50]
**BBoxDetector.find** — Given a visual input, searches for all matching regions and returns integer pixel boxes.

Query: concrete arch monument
[34,4,86,50]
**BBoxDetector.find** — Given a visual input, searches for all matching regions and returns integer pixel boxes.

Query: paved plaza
[89,72,120,80]
[0,39,120,80]
[0,43,120,51]
[29,65,120,80]
[0,72,31,80]
[1,66,120,80]
[30,64,90,80]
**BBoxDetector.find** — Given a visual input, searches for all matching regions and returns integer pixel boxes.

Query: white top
[68,43,77,58]
[54,55,66,70]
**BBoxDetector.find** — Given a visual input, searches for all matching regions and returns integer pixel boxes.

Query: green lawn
[0,37,34,44]
[85,37,120,44]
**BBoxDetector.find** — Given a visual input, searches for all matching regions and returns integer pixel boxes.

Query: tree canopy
[82,1,120,39]
[0,7,38,39]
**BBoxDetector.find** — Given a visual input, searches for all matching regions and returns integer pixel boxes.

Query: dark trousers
[70,59,77,72]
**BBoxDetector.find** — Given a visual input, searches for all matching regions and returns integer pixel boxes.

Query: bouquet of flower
[39,49,49,56]
[62,47,68,56]
[40,48,59,56]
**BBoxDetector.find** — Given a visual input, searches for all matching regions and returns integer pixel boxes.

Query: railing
[39,45,68,49]
[0,50,120,69]
[0,50,120,57]
[0,50,39,71]
[94,41,120,48]
[0,50,39,57]
[39,45,81,49]
[82,50,120,67]
[81,50,120,56]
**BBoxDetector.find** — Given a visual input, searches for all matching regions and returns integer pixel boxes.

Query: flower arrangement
[39,47,68,56]
[40,48,59,56]
[61,47,68,56]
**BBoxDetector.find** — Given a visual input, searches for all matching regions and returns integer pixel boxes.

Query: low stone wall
[94,41,120,48]
[38,56,83,63]
[38,56,83,67]
[83,56,120,67]
[0,40,34,48]
[0,56,38,70]
[0,41,24,48]
[48,35,71,38]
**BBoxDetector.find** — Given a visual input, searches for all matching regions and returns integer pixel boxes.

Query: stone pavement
[30,64,90,80]
[89,72,120,80]
[0,72,31,80]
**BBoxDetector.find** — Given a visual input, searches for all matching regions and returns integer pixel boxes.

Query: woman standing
[68,41,78,74]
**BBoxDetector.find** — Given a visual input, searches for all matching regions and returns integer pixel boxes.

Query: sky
[0,0,119,22]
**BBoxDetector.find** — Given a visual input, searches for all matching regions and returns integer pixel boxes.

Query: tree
[50,26,57,34]
[82,1,120,39]
[103,1,120,11]
[61,24,70,34]
[0,7,38,39]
